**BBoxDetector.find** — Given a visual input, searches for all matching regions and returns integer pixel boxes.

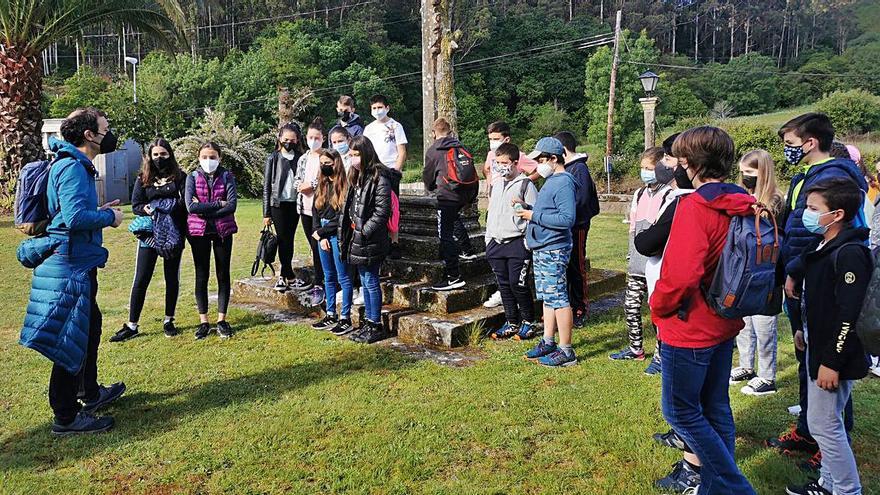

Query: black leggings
[271,202,299,280]
[300,214,324,285]
[189,235,233,314]
[128,245,182,322]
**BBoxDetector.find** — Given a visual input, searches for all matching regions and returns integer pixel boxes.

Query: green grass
[1,200,880,494]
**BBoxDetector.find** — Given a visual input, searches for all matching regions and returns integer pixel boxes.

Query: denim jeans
[661,338,756,495]
[357,263,382,323]
[317,223,352,319]
[736,315,778,381]
[807,375,861,495]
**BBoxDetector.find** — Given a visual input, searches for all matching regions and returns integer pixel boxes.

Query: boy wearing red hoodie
[650,126,756,494]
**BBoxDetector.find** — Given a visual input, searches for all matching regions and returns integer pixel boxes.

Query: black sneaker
[273,276,289,292]
[331,318,354,336]
[163,320,179,338]
[288,278,312,292]
[312,314,338,330]
[195,322,211,340]
[81,382,127,414]
[51,411,115,436]
[741,377,777,396]
[109,324,138,343]
[785,479,832,495]
[652,428,692,453]
[217,320,234,339]
[573,309,587,328]
[729,366,756,384]
[431,277,465,291]
[458,251,480,261]
[766,426,819,455]
[389,243,402,260]
[655,459,700,492]
[350,321,390,344]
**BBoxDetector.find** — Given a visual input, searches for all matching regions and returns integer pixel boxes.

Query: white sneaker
[787,405,802,416]
[870,356,880,378]
[741,377,777,396]
[353,288,365,306]
[483,290,502,308]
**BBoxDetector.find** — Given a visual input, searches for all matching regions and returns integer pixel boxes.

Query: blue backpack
[704,205,781,319]
[14,159,55,236]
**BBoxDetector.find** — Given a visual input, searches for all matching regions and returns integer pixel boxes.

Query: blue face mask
[802,209,838,234]
[640,169,657,185]
[333,142,350,155]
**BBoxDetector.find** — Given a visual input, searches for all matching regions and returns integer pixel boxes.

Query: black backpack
[251,225,279,277]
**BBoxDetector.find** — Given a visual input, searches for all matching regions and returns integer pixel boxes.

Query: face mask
[674,165,693,189]
[654,164,674,184]
[281,141,297,153]
[153,156,173,173]
[640,169,657,185]
[371,108,388,120]
[537,162,554,179]
[199,158,220,174]
[492,162,512,177]
[349,156,361,170]
[338,110,351,122]
[784,143,807,165]
[489,139,503,152]
[307,138,322,151]
[803,209,838,234]
[321,165,335,177]
[742,175,758,191]
[91,130,118,155]
[333,142,350,155]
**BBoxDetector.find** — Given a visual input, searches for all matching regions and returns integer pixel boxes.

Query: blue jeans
[357,263,382,323]
[661,338,756,495]
[317,232,352,319]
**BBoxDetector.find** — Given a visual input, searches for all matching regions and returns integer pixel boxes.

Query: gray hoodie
[485,174,538,244]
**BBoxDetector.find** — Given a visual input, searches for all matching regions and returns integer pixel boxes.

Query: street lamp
[124,56,139,103]
[638,70,660,150]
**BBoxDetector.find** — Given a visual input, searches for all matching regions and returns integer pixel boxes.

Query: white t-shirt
[364,118,408,169]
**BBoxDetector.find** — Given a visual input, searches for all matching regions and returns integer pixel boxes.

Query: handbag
[251,224,279,277]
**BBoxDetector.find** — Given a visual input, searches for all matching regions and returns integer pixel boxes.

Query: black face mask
[338,110,351,123]
[742,175,758,191]
[320,165,335,177]
[153,156,174,174]
[654,163,675,185]
[91,130,118,155]
[281,141,297,153]
[674,165,694,189]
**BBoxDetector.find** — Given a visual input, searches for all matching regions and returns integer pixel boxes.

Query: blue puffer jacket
[782,157,868,279]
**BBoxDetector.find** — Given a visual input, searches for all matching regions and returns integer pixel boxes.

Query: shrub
[723,123,791,179]
[816,89,880,135]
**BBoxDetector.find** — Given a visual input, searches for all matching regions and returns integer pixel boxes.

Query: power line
[625,60,878,79]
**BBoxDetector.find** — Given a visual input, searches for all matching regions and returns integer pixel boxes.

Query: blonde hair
[738,149,783,215]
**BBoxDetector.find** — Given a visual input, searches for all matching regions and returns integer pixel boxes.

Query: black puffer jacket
[339,165,395,266]
[262,150,301,217]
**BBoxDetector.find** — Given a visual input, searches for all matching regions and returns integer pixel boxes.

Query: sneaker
[652,429,691,453]
[788,404,802,416]
[217,320,234,339]
[525,339,557,360]
[163,320,179,338]
[51,411,115,436]
[431,277,465,291]
[729,367,756,384]
[109,324,138,343]
[514,321,537,341]
[644,356,662,376]
[349,320,389,344]
[609,347,646,361]
[331,318,354,336]
[538,349,578,367]
[766,426,819,455]
[458,251,480,261]
[490,322,518,340]
[741,377,777,396]
[312,314,338,330]
[289,278,311,292]
[195,322,211,340]
[389,243,402,260]
[483,290,502,308]
[799,451,822,473]
[353,288,365,306]
[785,479,831,495]
[870,355,880,378]
[573,309,587,328]
[273,276,289,292]
[81,382,127,414]
[655,460,701,493]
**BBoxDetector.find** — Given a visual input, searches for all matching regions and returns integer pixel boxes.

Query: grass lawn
[1,199,880,494]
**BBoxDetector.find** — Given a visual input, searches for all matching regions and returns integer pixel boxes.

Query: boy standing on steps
[786,178,872,495]
[485,143,538,341]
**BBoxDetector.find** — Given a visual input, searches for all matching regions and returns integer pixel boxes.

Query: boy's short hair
[662,133,680,156]
[337,95,355,107]
[640,146,665,166]
[778,113,834,152]
[369,94,389,106]
[433,117,452,135]
[671,126,735,181]
[495,142,520,162]
[486,121,511,137]
[61,107,106,146]
[553,131,578,153]
[805,177,863,222]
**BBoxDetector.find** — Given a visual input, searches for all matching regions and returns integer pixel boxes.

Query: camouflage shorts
[533,246,572,309]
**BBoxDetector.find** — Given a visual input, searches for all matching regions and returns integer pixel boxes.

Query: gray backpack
[855,247,880,355]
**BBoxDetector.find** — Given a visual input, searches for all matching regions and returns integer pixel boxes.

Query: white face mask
[199,158,220,174]
[537,162,554,179]
[307,138,322,151]
[489,139,503,152]
[492,162,512,177]
[371,108,388,120]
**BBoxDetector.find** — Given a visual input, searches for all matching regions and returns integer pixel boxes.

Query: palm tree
[0,0,187,202]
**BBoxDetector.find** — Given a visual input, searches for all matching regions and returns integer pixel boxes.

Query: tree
[0,0,186,204]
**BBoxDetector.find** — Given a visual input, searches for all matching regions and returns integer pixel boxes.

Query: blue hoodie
[526,171,579,251]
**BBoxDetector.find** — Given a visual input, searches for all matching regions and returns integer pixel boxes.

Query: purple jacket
[185,168,238,238]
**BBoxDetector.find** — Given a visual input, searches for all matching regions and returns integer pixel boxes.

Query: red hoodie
[649,183,756,348]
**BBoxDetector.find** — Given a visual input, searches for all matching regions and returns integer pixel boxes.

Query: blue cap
[527,137,565,160]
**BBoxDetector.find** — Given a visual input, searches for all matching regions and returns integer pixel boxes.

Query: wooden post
[604,10,622,161]
[422,0,458,158]
[278,87,292,127]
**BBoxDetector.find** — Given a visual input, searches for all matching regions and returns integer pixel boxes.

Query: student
[185,142,238,340]
[21,108,126,435]
[650,126,756,494]
[768,113,866,467]
[330,126,363,305]
[785,178,872,495]
[872,158,880,250]
[554,131,600,327]
[112,138,187,342]
[484,143,538,340]
[328,95,365,138]
[311,149,354,336]
[730,150,784,396]
[340,136,394,344]
[263,122,307,292]
[294,117,326,289]
[518,137,579,367]
[423,118,479,291]
[363,94,407,258]
[610,146,671,362]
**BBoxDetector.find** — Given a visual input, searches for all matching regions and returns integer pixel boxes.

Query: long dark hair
[315,149,347,211]
[140,138,180,185]
[348,135,382,188]
[276,121,305,154]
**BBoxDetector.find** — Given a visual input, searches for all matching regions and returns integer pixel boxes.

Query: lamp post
[638,70,660,150]
[124,56,139,103]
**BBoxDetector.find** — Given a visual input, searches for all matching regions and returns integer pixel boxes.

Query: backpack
[852,247,880,354]
[14,159,55,236]
[387,190,400,234]
[148,199,184,259]
[704,205,780,319]
[442,147,478,192]
[251,225,278,278]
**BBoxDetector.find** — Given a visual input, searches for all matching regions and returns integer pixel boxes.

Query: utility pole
[603,10,622,193]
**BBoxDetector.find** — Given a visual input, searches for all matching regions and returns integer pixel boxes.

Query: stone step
[379,256,492,282]
[396,232,486,261]
[232,277,323,317]
[396,305,508,348]
[414,273,498,314]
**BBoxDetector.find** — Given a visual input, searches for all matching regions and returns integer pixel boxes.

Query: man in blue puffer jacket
[20,108,126,436]
[767,112,867,465]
